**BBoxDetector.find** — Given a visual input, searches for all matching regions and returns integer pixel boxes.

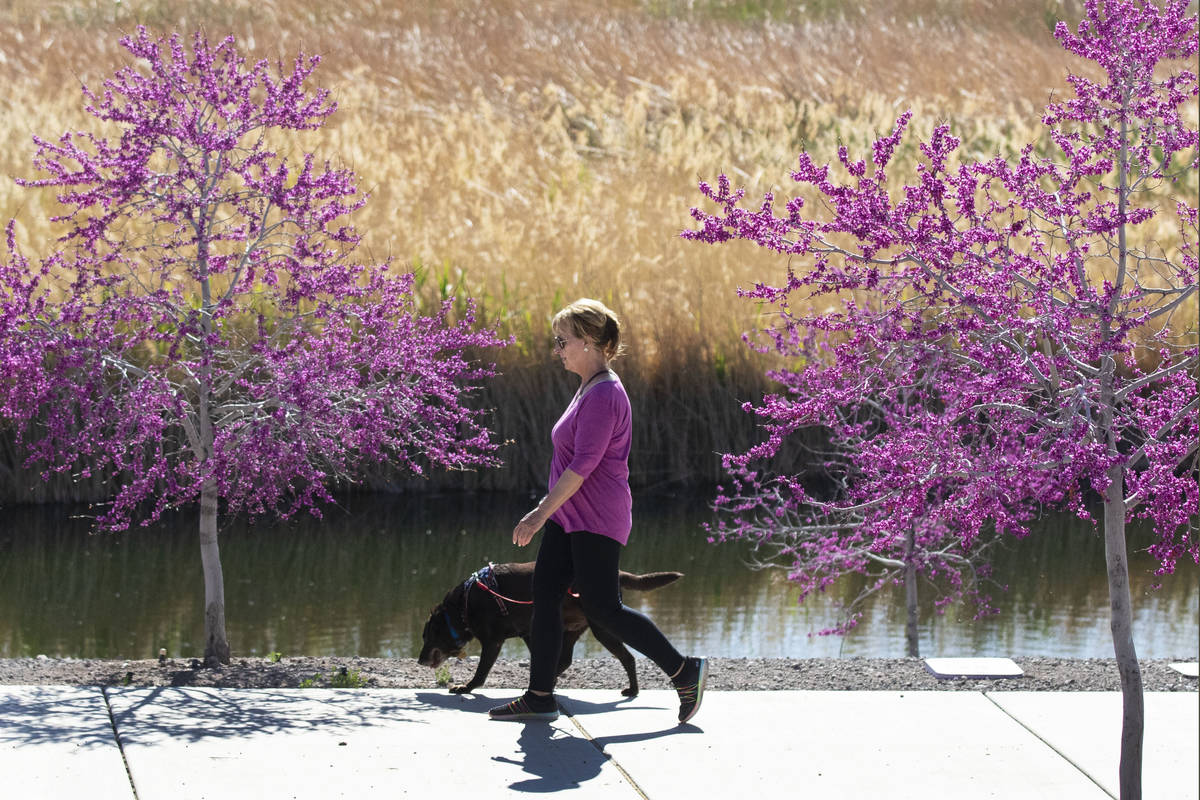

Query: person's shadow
[490,697,703,793]
[559,693,707,742]
[411,691,606,792]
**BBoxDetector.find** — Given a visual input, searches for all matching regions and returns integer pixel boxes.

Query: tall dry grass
[0,0,1194,500]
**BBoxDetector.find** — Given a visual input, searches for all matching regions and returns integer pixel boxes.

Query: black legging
[529,519,684,693]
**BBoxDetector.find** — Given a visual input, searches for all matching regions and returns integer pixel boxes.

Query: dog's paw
[448,684,472,694]
[621,687,638,698]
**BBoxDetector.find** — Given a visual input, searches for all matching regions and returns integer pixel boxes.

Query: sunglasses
[553,335,568,350]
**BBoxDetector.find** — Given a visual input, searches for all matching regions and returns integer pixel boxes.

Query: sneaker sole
[489,710,559,722]
[678,658,708,725]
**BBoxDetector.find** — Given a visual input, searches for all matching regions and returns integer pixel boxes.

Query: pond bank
[2,656,1195,692]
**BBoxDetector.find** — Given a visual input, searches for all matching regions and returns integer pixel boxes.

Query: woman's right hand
[513,471,582,546]
[513,510,545,546]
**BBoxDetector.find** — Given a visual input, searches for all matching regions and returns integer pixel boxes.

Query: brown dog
[417,561,682,696]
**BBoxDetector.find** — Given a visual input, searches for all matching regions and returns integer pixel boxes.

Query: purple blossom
[0,30,508,663]
[688,0,1197,688]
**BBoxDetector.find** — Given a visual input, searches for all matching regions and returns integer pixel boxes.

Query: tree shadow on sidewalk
[0,686,117,749]
[107,686,436,745]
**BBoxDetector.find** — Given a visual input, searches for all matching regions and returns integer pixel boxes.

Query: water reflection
[0,493,1196,660]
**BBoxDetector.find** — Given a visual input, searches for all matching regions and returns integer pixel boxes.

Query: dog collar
[442,608,470,649]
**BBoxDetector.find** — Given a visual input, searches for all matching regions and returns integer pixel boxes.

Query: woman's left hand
[513,511,545,546]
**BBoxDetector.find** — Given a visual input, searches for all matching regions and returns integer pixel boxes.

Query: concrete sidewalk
[1,686,1195,799]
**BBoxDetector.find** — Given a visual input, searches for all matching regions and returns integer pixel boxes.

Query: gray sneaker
[673,657,708,724]
[488,692,559,721]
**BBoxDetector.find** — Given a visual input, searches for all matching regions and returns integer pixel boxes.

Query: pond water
[0,493,1196,661]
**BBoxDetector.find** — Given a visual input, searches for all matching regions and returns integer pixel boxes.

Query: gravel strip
[1,656,1195,692]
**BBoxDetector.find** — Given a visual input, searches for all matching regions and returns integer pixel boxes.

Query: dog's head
[417,603,470,669]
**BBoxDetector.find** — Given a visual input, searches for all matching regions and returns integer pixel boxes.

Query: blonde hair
[552,298,625,362]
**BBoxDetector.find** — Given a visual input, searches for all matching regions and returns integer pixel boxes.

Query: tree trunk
[199,479,231,665]
[904,527,920,657]
[1104,87,1142,800]
[193,234,230,665]
[1104,464,1143,800]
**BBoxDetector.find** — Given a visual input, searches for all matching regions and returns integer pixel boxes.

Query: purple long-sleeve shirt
[548,377,633,544]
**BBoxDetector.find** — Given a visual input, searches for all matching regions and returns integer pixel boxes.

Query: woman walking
[488,298,707,724]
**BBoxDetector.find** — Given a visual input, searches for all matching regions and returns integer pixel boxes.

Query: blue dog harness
[445,563,584,650]
[466,564,512,615]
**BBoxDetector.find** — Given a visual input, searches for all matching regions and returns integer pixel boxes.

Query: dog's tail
[618,570,683,591]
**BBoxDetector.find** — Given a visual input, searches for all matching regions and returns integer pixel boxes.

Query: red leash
[473,580,579,605]
[474,580,532,605]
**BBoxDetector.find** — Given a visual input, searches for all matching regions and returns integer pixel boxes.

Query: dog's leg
[453,640,503,694]
[589,622,639,697]
[556,629,585,678]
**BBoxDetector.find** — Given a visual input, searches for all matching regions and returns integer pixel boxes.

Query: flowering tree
[0,29,506,664]
[686,2,1197,797]
[714,359,1007,658]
